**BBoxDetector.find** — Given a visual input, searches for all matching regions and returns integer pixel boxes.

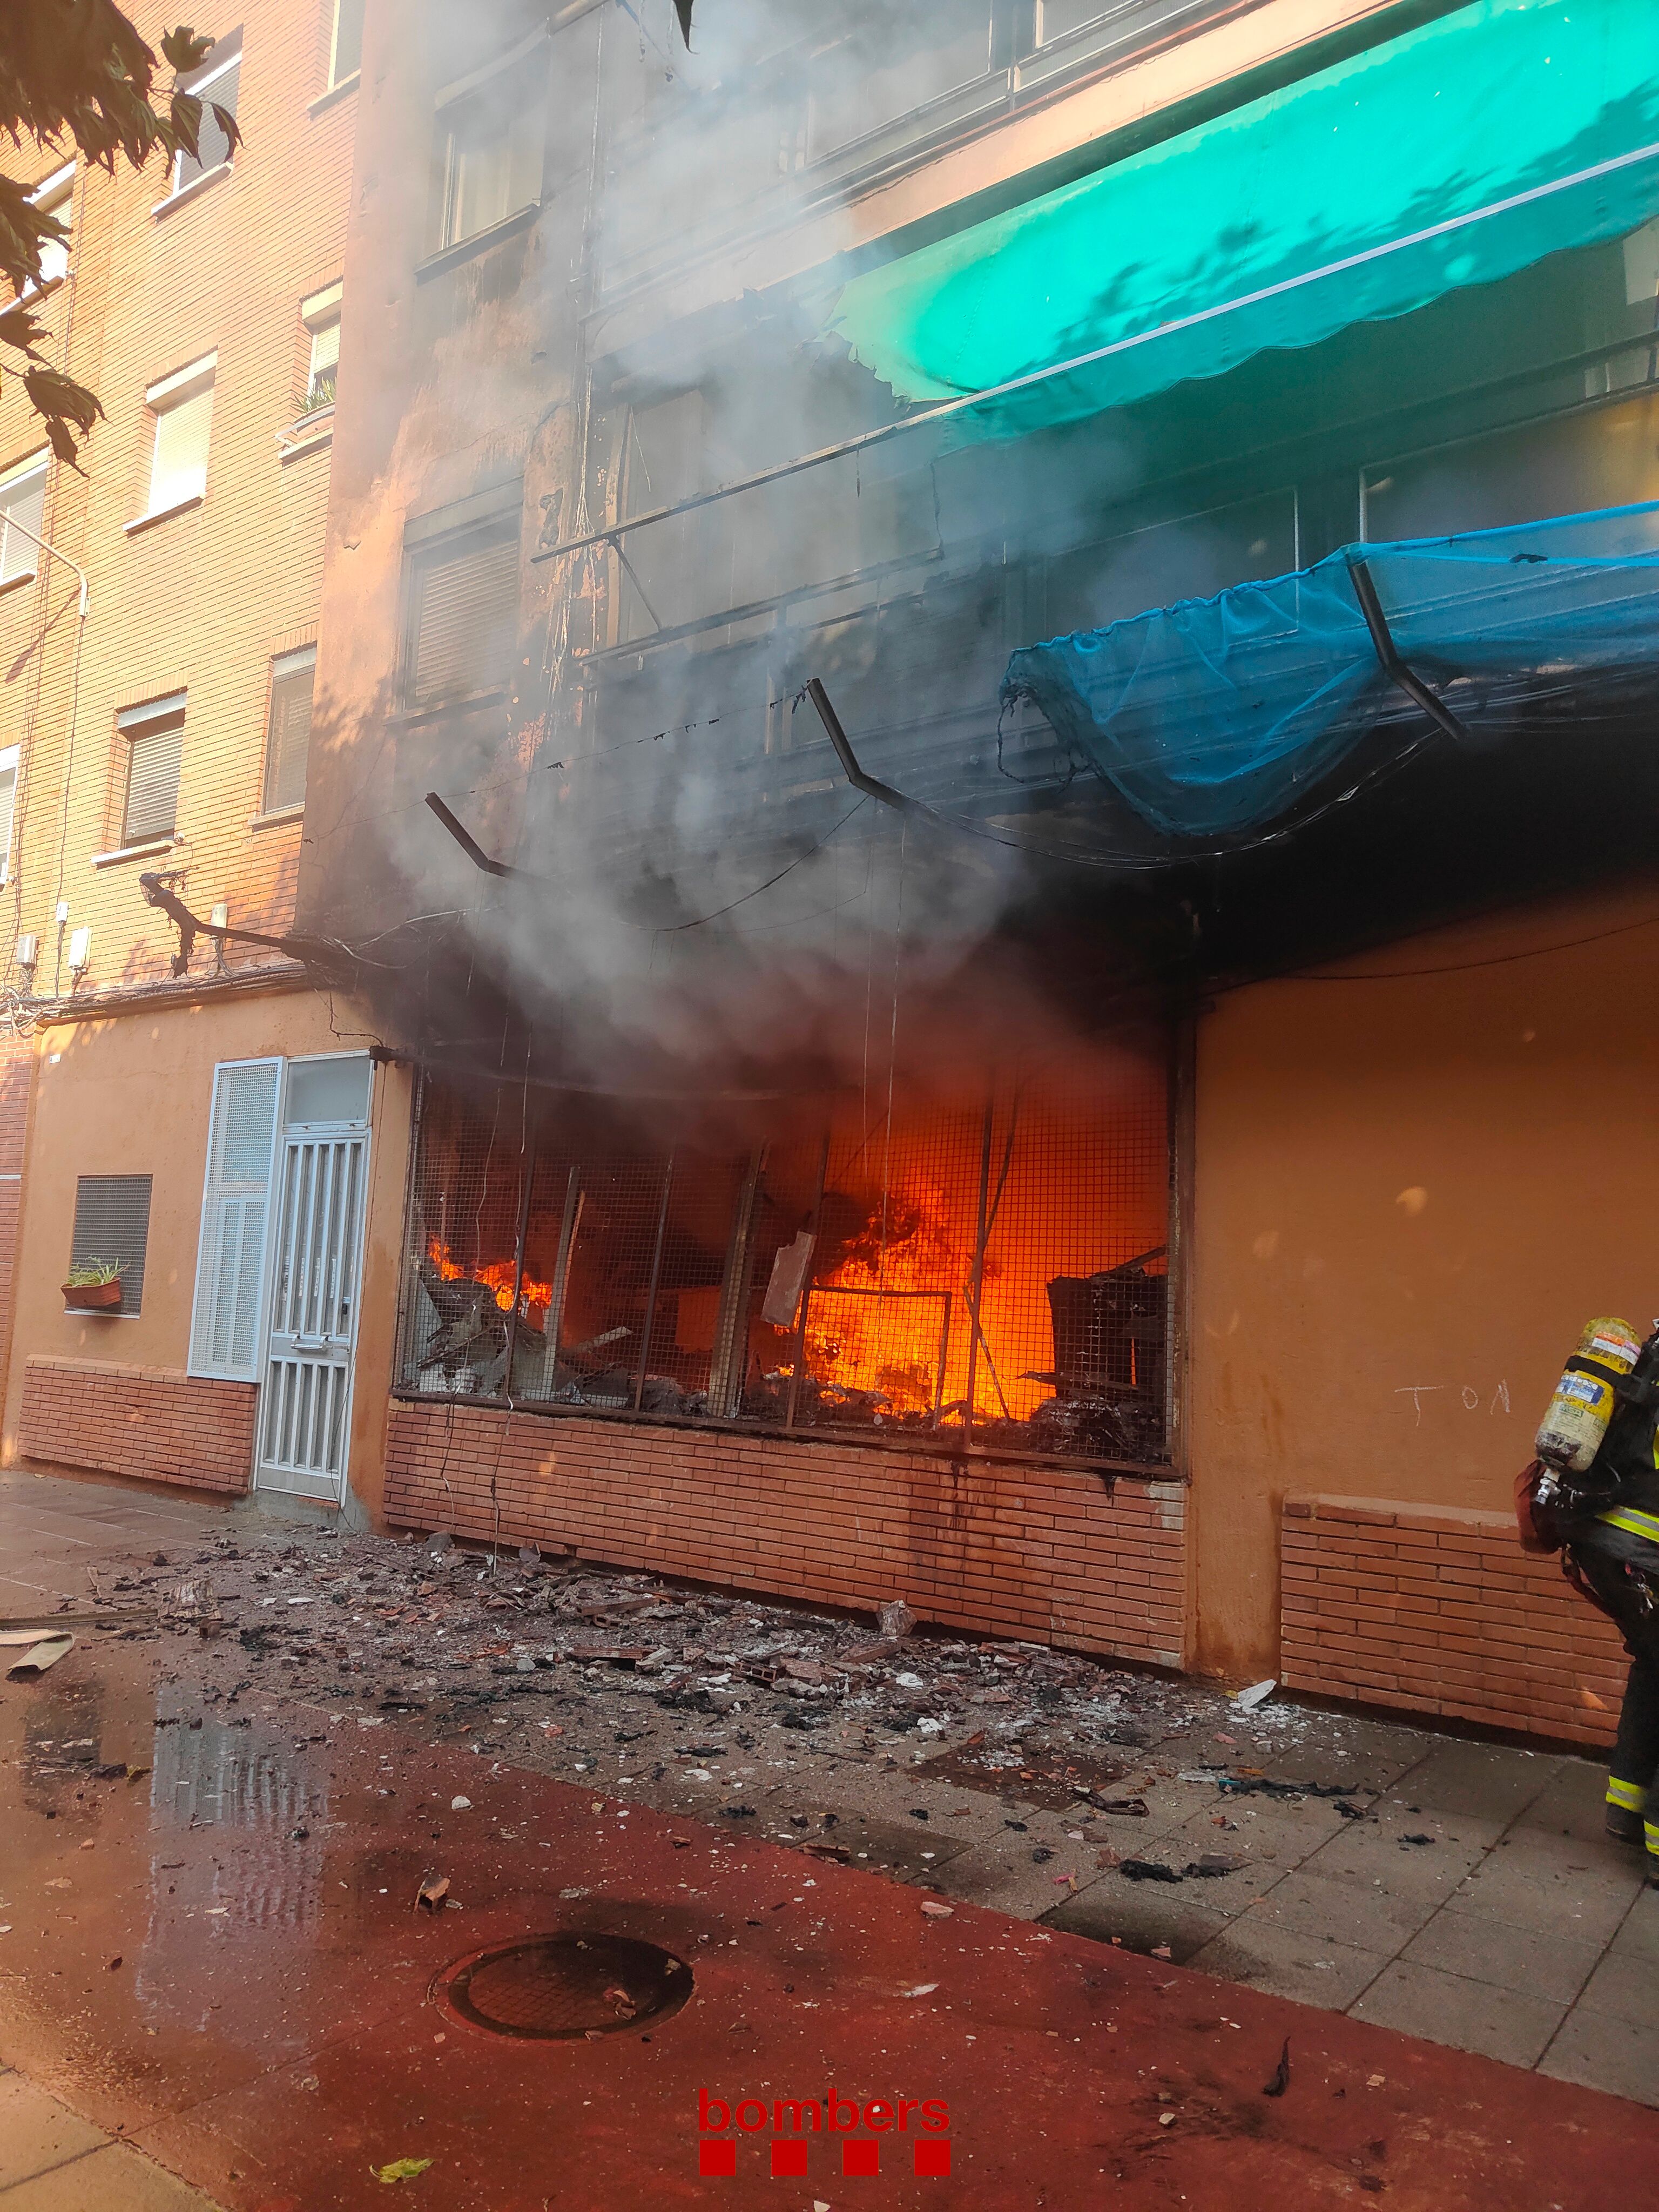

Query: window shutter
[149,382,213,512]
[70,1175,153,1315]
[121,703,184,845]
[264,649,315,812]
[407,523,518,707]
[177,58,240,188]
[332,0,365,85]
[0,750,19,876]
[190,1058,282,1381]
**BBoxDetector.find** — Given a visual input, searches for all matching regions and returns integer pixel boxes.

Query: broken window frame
[392,1052,1185,1481]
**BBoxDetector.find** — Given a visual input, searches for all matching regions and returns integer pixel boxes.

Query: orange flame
[427,1236,553,1316]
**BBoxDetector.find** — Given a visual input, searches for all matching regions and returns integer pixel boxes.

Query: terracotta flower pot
[63,1279,122,1311]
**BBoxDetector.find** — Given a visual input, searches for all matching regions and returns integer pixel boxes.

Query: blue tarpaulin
[999,501,1659,839]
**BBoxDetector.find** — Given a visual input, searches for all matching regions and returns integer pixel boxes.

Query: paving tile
[1572,1945,1649,2028]
[1245,1869,1434,1957]
[1451,1834,1644,1947]
[1,2141,224,2210]
[1385,1741,1561,1827]
[0,2072,108,2187]
[1538,2004,1659,2108]
[1400,1903,1603,2005]
[1183,1916,1390,2012]
[1351,1959,1566,2067]
[925,1837,1105,1917]
[1514,1756,1621,1846]
[1608,1881,1659,1964]
[1038,1887,1232,1964]
[1301,1815,1493,1901]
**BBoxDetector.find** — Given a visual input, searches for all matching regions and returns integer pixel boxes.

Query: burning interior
[395,1038,1173,1468]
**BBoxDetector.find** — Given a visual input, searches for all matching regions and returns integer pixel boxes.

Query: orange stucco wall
[1188,877,1659,1679]
[3,989,413,1515]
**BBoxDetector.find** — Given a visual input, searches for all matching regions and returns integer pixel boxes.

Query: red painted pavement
[1,1666,1654,2210]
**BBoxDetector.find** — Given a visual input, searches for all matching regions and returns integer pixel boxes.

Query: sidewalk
[1,1458,1653,2188]
[1,2066,221,2210]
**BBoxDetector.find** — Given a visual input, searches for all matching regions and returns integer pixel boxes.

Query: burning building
[5,0,1659,1749]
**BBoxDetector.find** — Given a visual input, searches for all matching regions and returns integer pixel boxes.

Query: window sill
[415,201,540,282]
[91,838,174,868]
[123,495,203,536]
[249,802,304,831]
[278,408,334,462]
[398,686,509,726]
[0,568,38,600]
[152,161,232,220]
[307,72,359,118]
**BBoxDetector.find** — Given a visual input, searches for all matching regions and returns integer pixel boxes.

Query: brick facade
[384,1400,1187,1664]
[1281,1493,1628,1749]
[19,1355,255,1495]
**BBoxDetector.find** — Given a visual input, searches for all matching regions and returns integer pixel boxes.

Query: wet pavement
[3,1467,1658,2208]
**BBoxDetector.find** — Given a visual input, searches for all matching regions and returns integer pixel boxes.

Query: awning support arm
[138,871,330,979]
[805,678,949,827]
[1347,557,1471,745]
[424,792,550,884]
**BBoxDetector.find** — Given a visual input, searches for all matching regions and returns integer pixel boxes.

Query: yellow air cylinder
[1535,1316,1642,1473]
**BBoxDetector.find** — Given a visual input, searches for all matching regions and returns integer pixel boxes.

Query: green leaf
[373,2161,434,2185]
[210,102,241,156]
[160,27,214,73]
[23,366,102,435]
[0,304,47,359]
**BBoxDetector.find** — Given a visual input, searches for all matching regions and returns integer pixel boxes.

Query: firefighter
[1522,1317,1659,1882]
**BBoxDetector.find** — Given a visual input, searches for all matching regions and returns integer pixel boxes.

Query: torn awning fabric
[999,502,1659,839]
[828,0,1659,441]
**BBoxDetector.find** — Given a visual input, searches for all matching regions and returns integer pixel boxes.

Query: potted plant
[62,1260,124,1311]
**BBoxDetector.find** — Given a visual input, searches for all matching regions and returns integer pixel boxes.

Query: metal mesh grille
[397,1041,1172,1466]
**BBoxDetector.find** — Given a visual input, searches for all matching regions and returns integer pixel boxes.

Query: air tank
[1534,1316,1642,1473]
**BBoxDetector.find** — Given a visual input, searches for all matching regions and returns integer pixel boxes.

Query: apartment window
[428,41,547,256]
[264,646,315,812]
[0,746,17,884]
[118,693,186,847]
[0,454,47,586]
[144,356,215,517]
[70,1174,153,1316]
[402,511,519,709]
[173,37,242,193]
[25,163,74,292]
[329,0,365,86]
[299,282,341,414]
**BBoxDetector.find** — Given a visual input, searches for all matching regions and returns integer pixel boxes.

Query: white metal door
[256,1129,367,1502]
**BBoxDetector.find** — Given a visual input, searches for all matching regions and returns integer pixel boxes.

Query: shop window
[397,1046,1174,1467]
[263,646,315,813]
[172,37,242,193]
[70,1174,153,1317]
[0,454,47,587]
[401,507,520,709]
[428,41,546,255]
[118,692,185,846]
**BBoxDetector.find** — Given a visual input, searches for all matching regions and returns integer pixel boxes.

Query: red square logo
[915,2140,952,2177]
[771,2141,809,2178]
[842,2141,880,2177]
[699,2140,736,2177]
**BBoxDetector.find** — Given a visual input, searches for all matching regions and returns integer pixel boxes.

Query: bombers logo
[697,2086,952,2179]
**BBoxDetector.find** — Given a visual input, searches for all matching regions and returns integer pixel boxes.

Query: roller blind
[149,380,213,512]
[119,696,185,845]
[176,56,241,190]
[264,648,315,812]
[189,1057,282,1381]
[0,458,46,585]
[404,521,518,708]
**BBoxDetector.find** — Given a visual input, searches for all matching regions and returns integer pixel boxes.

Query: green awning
[829,0,1659,439]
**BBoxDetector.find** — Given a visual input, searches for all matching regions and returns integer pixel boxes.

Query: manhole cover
[436,1933,693,2040]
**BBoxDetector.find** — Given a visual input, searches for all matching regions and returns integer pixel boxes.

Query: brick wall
[1281,1493,1628,1748]
[384,1400,1187,1664]
[19,1355,255,1495]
